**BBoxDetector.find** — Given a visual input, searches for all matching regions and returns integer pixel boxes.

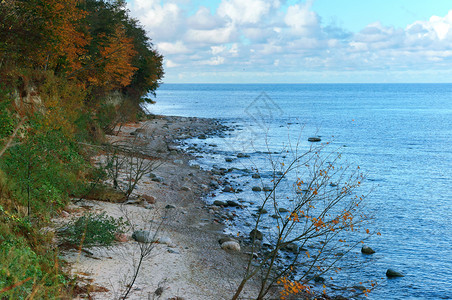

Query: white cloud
[157,41,190,55]
[127,1,452,82]
[217,0,280,25]
[284,1,320,36]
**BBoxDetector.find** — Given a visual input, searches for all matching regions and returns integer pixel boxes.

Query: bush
[58,212,126,247]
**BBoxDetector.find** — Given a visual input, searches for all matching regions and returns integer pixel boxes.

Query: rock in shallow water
[361,246,375,254]
[386,269,404,278]
[250,229,263,240]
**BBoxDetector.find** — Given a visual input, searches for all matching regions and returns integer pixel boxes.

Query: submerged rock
[386,269,404,278]
[252,186,262,192]
[213,200,227,206]
[252,174,261,179]
[226,200,240,207]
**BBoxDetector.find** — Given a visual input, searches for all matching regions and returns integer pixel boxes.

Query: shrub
[58,212,126,247]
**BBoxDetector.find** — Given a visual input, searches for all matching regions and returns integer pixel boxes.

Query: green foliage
[58,212,126,247]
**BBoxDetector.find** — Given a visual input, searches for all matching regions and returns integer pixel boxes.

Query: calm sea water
[149,84,452,299]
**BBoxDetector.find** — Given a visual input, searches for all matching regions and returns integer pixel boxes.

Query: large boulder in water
[386,269,404,278]
[361,246,375,254]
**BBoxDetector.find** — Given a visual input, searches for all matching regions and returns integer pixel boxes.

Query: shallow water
[149,84,452,299]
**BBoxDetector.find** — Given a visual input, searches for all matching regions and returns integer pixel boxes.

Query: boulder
[221,241,241,252]
[386,269,404,278]
[132,230,153,243]
[213,200,227,206]
[361,246,375,254]
[252,186,262,192]
[226,200,240,207]
[250,229,263,240]
[278,208,290,213]
[198,134,207,139]
[218,237,239,245]
[225,157,234,162]
[252,174,261,179]
[284,242,299,253]
[308,137,321,142]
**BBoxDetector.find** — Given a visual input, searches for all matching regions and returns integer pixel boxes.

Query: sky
[126,0,452,83]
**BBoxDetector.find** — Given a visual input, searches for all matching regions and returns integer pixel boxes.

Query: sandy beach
[56,115,263,299]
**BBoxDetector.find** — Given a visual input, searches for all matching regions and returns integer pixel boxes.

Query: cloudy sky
[126,0,452,83]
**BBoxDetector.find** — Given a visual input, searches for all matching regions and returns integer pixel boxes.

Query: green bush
[58,212,125,247]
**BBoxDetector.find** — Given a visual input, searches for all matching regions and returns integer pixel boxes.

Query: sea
[148,84,452,300]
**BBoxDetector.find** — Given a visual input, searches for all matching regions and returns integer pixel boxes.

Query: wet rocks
[284,242,299,253]
[278,207,290,213]
[252,186,262,192]
[308,137,321,142]
[386,269,404,278]
[226,200,240,207]
[250,229,263,240]
[252,174,261,179]
[225,157,234,163]
[263,186,272,192]
[361,246,375,254]
[213,200,227,206]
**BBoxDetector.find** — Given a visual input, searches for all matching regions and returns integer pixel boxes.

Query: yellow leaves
[306,251,310,258]
[366,229,370,234]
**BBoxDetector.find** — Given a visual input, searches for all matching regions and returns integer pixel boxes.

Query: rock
[148,173,157,178]
[386,269,404,278]
[180,186,191,192]
[165,204,176,209]
[221,241,241,252]
[141,194,156,204]
[209,181,219,188]
[222,186,234,192]
[284,242,299,253]
[173,159,184,165]
[213,200,227,206]
[152,177,164,183]
[226,200,240,207]
[257,208,268,214]
[198,134,207,139]
[132,230,153,243]
[61,211,70,218]
[135,128,145,133]
[218,237,238,245]
[250,229,263,240]
[308,137,321,142]
[314,276,325,283]
[157,236,173,246]
[252,174,261,179]
[263,186,272,192]
[270,214,279,219]
[114,233,128,242]
[361,246,375,254]
[237,153,249,158]
[252,186,262,192]
[225,157,234,162]
[278,208,290,213]
[352,285,367,291]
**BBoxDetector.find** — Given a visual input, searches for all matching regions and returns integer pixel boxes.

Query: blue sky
[126,0,452,83]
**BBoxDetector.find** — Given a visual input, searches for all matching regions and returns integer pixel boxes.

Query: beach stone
[314,276,325,283]
[284,242,299,253]
[115,233,128,242]
[263,186,272,192]
[165,204,176,209]
[225,157,234,162]
[148,173,157,178]
[308,137,322,142]
[250,229,263,240]
[180,186,191,192]
[252,186,262,192]
[353,285,367,291]
[173,159,184,165]
[213,200,226,206]
[361,246,375,254]
[141,194,156,204]
[237,153,249,158]
[257,208,268,214]
[209,181,219,188]
[221,241,241,252]
[386,269,404,278]
[270,214,279,219]
[252,174,261,179]
[278,208,290,213]
[226,200,240,207]
[218,237,239,245]
[152,177,164,183]
[222,186,234,192]
[132,230,153,243]
[198,134,207,139]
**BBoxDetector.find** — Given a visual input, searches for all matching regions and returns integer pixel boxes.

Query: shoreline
[57,115,262,299]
